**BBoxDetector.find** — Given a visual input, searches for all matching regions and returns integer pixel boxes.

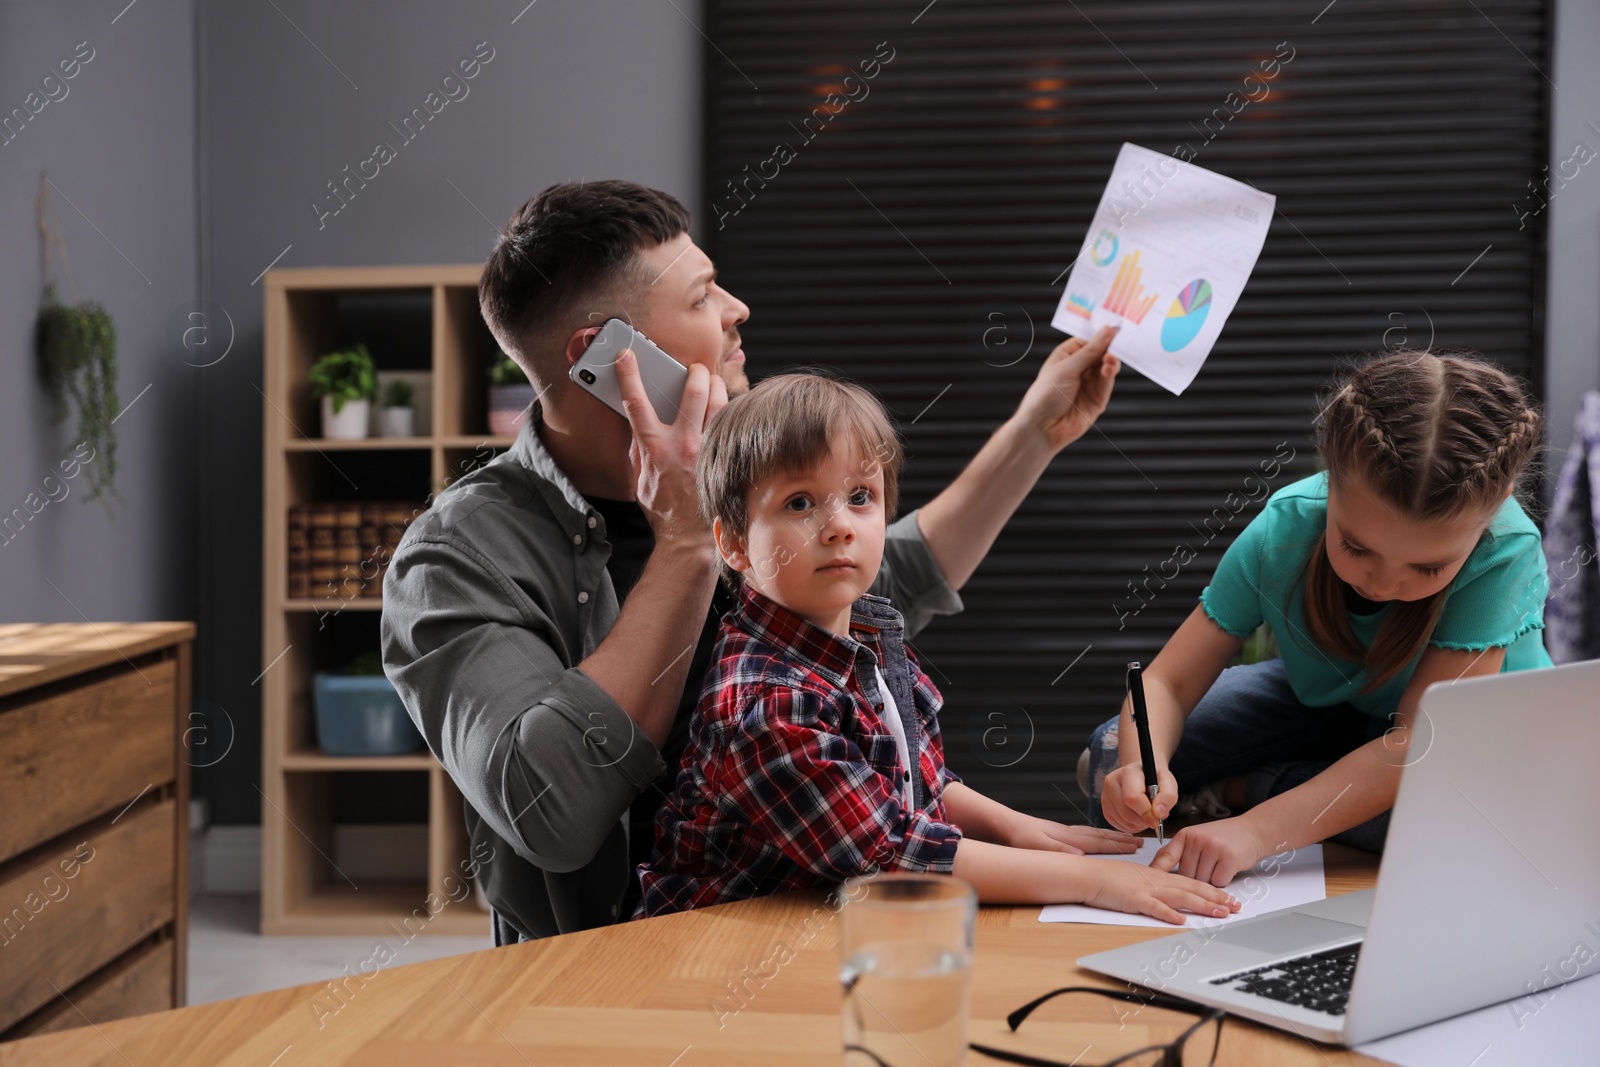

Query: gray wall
[197,0,702,823]
[1544,0,1600,472]
[0,1,198,623]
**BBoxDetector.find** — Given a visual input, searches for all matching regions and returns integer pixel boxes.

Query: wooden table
[0,846,1386,1066]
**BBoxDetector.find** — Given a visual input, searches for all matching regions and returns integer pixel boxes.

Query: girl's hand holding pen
[1101,762,1178,835]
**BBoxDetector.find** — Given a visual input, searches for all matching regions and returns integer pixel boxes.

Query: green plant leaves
[309,342,378,413]
[487,350,527,385]
[38,284,119,507]
[380,378,413,408]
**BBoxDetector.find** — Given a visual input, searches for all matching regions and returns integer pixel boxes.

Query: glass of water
[840,874,977,1067]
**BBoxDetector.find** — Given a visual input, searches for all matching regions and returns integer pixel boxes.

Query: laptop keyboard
[1208,943,1362,1016]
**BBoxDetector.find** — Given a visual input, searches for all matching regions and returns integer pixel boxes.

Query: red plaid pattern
[634,583,963,918]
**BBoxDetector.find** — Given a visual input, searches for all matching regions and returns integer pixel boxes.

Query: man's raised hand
[1014,324,1121,453]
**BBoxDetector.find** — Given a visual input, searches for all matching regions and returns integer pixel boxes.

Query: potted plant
[487,350,536,436]
[377,378,415,438]
[310,344,377,439]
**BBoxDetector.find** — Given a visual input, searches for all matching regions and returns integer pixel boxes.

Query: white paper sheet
[1051,143,1275,395]
[1038,840,1324,928]
[1358,971,1600,1067]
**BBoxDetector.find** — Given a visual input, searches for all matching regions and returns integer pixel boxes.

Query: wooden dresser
[0,622,194,1041]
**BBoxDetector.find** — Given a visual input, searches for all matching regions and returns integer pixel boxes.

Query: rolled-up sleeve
[871,508,964,638]
[381,535,664,873]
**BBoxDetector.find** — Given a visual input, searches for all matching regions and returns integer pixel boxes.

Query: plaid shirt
[635,582,963,919]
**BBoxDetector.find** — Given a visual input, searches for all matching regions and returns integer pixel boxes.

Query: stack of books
[287,502,420,601]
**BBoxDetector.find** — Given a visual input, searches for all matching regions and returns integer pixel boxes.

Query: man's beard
[720,356,750,396]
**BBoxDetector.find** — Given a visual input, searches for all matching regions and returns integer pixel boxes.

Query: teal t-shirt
[1199,472,1552,717]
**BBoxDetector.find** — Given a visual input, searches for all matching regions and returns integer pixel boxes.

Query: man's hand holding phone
[614,349,727,545]
[574,343,727,752]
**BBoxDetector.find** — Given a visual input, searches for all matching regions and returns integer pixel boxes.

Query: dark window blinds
[702,0,1550,818]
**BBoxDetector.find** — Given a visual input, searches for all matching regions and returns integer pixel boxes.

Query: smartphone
[568,318,690,424]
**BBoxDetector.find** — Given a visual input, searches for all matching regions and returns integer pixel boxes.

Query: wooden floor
[0,845,1387,1066]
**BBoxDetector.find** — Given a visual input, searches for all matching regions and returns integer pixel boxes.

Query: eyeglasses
[844,985,1224,1067]
[968,986,1225,1067]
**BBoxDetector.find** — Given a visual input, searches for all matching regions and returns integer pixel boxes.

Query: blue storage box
[312,672,425,755]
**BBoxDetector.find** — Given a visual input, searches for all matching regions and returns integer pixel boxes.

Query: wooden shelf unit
[261,265,507,936]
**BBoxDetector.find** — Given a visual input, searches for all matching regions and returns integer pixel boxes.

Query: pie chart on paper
[1160,279,1213,352]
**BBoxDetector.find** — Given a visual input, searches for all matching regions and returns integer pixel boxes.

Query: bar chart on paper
[1052,144,1274,394]
[1103,250,1159,323]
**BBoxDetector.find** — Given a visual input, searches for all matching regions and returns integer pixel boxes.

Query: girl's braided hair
[1300,350,1541,689]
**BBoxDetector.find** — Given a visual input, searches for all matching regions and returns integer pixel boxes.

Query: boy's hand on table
[1101,762,1177,834]
[1082,860,1241,926]
[1003,815,1140,856]
[1149,817,1270,888]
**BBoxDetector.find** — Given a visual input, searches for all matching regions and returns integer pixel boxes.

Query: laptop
[1078,657,1600,1046]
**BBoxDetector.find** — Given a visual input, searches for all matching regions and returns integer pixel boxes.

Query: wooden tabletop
[0,844,1386,1066]
[0,622,195,699]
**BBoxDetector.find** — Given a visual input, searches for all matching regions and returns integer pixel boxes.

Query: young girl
[1085,350,1549,887]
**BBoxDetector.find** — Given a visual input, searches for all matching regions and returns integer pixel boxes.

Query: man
[381,180,1119,944]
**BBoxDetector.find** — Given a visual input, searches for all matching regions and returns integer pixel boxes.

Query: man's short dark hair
[478,180,692,391]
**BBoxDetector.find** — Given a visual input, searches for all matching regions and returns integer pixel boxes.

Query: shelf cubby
[261,264,496,936]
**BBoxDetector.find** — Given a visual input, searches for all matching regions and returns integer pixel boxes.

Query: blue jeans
[1084,659,1390,853]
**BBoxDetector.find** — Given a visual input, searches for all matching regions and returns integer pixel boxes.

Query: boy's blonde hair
[697,373,903,584]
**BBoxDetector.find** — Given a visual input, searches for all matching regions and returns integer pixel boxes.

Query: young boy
[635,373,1238,924]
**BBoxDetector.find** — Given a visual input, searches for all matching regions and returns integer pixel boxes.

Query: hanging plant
[35,176,120,508]
[38,285,118,505]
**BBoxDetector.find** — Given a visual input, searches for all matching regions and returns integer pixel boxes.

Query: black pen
[1127,662,1163,845]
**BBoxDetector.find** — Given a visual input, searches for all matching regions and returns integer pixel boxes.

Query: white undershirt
[873,665,915,811]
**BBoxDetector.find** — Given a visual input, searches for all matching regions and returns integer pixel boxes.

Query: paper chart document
[1038,840,1324,928]
[1052,143,1275,395]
